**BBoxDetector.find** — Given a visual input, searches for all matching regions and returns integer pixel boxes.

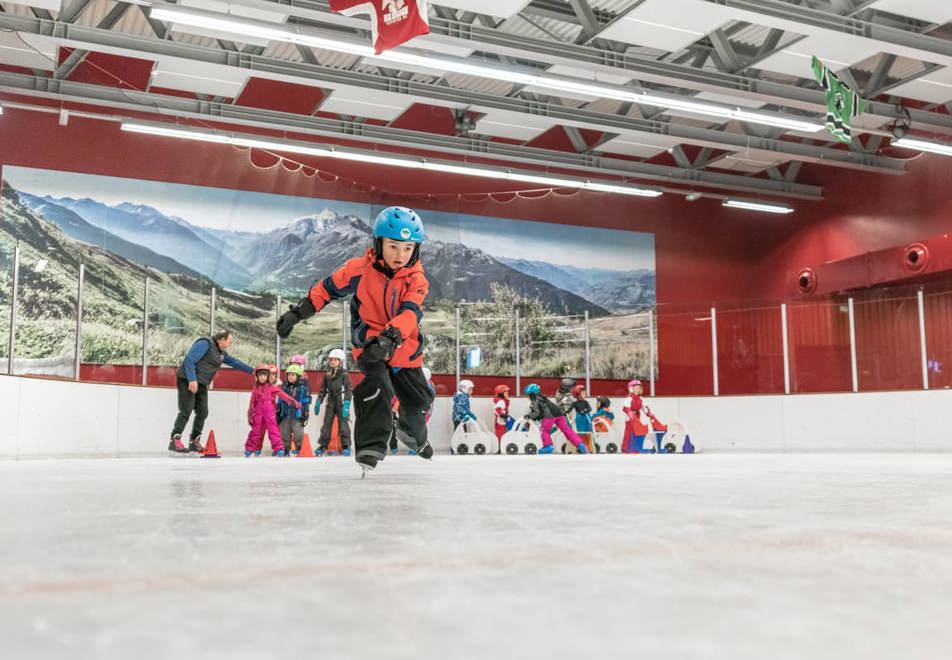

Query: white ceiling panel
[870,0,952,25]
[150,59,250,97]
[598,0,730,52]
[3,0,61,11]
[888,78,952,104]
[430,0,531,19]
[475,110,551,141]
[694,92,767,108]
[171,0,289,48]
[598,133,682,159]
[756,35,882,78]
[0,31,57,71]
[546,64,632,86]
[320,90,411,121]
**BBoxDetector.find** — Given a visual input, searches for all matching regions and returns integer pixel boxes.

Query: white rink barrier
[2,374,952,458]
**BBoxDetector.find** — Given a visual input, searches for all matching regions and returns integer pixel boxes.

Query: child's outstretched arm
[276,258,363,339]
[272,385,301,408]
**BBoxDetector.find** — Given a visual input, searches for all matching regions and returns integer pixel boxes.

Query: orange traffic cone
[327,418,342,454]
[297,432,315,458]
[201,430,220,458]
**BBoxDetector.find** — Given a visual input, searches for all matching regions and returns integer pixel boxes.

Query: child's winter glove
[465,412,478,422]
[362,327,402,363]
[342,400,351,419]
[314,399,321,416]
[276,298,316,339]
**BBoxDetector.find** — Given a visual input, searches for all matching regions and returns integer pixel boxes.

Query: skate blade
[360,464,374,479]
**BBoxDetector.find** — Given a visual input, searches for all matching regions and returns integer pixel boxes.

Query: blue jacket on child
[452,391,475,423]
[277,377,311,422]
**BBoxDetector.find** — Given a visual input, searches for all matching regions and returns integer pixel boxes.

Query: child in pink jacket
[245,364,300,457]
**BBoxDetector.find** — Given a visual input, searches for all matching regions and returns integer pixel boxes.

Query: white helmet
[328,348,347,362]
[458,379,474,393]
[422,367,432,381]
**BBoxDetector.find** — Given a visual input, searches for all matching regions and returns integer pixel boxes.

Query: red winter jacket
[306,249,428,368]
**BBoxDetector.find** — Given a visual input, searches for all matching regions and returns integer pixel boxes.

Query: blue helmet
[373,207,425,243]
[524,383,541,395]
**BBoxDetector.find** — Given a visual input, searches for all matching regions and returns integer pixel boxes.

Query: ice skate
[244,450,254,458]
[415,440,433,460]
[576,443,589,454]
[538,444,555,454]
[357,455,378,479]
[168,434,188,454]
[342,448,351,457]
[187,436,204,453]
[273,450,286,457]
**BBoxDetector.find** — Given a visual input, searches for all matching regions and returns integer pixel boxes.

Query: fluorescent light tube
[120,122,662,197]
[894,137,952,157]
[149,6,823,134]
[722,198,793,214]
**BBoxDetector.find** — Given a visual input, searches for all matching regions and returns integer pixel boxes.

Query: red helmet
[254,363,270,377]
[268,364,278,373]
[571,384,586,398]
[494,385,510,396]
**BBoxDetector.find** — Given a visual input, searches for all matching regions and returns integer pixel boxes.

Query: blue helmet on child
[372,206,425,268]
[524,383,541,395]
[373,207,425,242]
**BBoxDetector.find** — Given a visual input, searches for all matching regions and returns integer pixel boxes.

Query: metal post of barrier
[711,306,719,396]
[209,286,217,335]
[584,310,591,394]
[455,306,461,387]
[848,297,859,392]
[781,303,790,394]
[141,275,150,386]
[74,263,84,381]
[275,294,282,369]
[7,243,20,375]
[917,289,929,390]
[514,308,521,394]
[648,309,655,397]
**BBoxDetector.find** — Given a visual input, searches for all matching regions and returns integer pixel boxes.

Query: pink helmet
[628,379,643,389]
[289,354,308,367]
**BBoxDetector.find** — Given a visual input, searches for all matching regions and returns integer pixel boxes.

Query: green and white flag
[811,56,867,143]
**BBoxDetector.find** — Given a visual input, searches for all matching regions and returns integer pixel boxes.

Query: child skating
[246,364,300,457]
[571,384,594,451]
[276,206,435,477]
[523,383,589,454]
[277,362,311,455]
[315,348,353,456]
[453,380,477,430]
[622,379,650,453]
[493,384,513,451]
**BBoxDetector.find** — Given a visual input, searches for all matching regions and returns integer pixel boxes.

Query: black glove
[276,298,317,339]
[362,327,403,363]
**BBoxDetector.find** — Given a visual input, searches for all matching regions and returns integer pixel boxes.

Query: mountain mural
[17,193,203,279]
[32,196,253,289]
[500,258,655,312]
[232,209,610,316]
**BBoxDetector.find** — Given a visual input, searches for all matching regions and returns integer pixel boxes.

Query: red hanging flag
[328,0,430,54]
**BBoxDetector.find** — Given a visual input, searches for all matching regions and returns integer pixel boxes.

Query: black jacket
[526,393,563,421]
[318,367,353,407]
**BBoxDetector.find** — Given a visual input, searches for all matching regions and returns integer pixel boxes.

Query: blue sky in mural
[5,167,653,272]
[409,209,654,272]
[3,167,369,232]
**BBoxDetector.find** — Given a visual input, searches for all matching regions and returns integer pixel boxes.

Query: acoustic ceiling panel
[598,0,731,52]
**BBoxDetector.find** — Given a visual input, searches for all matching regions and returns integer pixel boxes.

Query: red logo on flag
[329,0,430,54]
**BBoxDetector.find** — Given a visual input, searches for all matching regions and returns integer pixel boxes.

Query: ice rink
[2,454,950,660]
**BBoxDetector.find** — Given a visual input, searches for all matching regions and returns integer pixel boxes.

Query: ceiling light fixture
[149,6,823,134]
[120,121,663,197]
[893,137,952,157]
[722,198,793,214]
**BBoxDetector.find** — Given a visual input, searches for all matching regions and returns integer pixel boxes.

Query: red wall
[4,107,952,395]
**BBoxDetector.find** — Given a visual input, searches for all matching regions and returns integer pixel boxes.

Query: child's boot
[187,435,204,453]
[538,444,554,454]
[168,434,188,454]
[576,442,589,454]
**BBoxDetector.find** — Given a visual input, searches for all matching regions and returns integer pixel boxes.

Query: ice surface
[1,454,950,659]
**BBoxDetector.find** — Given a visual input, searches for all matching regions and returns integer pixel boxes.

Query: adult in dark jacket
[169,330,254,453]
[316,348,353,454]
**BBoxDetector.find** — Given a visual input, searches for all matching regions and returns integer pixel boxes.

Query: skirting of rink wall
[1,374,951,458]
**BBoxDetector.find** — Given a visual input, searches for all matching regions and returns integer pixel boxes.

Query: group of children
[243,351,355,458]
[452,377,667,454]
